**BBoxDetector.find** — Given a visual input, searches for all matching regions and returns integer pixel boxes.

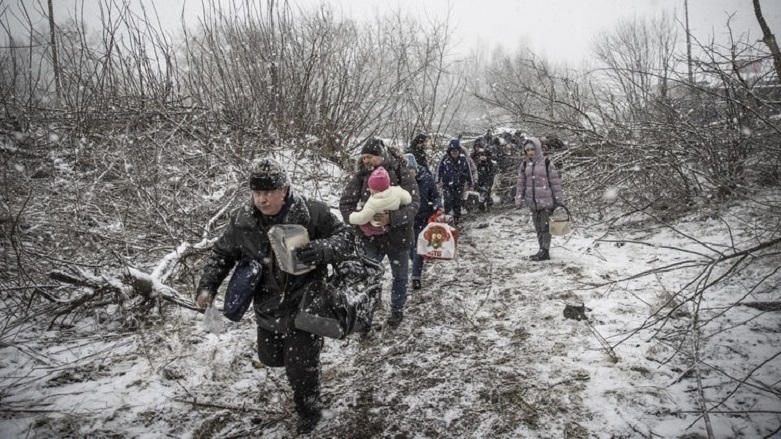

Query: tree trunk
[48,0,61,99]
[753,0,781,82]
[685,0,693,83]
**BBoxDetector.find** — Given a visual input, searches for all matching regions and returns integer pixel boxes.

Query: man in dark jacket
[195,158,353,434]
[340,138,420,327]
[475,148,496,211]
[406,153,442,290]
[406,133,432,171]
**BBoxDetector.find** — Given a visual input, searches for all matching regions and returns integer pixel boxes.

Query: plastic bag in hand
[203,305,224,335]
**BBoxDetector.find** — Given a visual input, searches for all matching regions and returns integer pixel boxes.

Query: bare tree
[47,0,60,99]
[753,0,781,81]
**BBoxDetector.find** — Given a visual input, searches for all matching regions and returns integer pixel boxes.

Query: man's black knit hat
[360,138,385,157]
[249,158,291,191]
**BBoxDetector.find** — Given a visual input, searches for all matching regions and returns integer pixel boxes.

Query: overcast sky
[10,0,781,65]
[324,0,781,64]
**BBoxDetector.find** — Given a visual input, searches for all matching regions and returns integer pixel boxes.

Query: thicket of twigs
[1,1,780,435]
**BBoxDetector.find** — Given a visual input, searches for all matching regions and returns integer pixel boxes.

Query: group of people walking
[193,131,566,434]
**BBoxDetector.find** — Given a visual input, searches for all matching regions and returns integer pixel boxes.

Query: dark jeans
[256,326,323,415]
[364,243,409,314]
[477,183,494,209]
[410,219,426,280]
[443,184,465,219]
[532,209,553,251]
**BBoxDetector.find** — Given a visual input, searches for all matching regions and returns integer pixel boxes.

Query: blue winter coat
[436,151,475,188]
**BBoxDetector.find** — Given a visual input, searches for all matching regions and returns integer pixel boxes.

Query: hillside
[2,193,779,438]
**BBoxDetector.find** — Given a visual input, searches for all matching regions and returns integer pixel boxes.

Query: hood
[525,137,545,163]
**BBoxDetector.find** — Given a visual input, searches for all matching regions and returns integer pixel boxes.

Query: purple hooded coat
[514,137,565,211]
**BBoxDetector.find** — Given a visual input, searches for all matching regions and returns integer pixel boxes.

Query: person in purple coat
[514,137,566,261]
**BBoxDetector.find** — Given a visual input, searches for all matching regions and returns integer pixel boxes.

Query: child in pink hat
[349,166,412,236]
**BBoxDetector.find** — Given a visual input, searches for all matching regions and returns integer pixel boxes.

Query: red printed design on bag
[422,224,452,249]
[416,219,457,260]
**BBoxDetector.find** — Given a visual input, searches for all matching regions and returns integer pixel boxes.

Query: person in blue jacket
[436,139,474,225]
[406,153,442,290]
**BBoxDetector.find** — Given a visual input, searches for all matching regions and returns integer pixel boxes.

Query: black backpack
[294,247,384,339]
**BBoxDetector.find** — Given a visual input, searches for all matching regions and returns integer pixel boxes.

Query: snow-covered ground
[1,192,779,438]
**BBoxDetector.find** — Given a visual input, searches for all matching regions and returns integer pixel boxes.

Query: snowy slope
[1,194,779,438]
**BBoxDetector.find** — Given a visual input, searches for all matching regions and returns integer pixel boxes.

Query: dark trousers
[532,209,552,250]
[410,218,427,280]
[256,326,323,415]
[443,184,465,219]
[477,183,493,209]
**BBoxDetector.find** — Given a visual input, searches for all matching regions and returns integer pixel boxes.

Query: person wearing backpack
[515,137,566,261]
[194,158,354,434]
[340,138,421,328]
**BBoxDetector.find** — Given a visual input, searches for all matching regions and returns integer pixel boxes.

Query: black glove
[295,241,329,266]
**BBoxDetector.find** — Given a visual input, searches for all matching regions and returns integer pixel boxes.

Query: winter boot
[412,279,421,290]
[296,409,322,434]
[530,249,550,261]
[387,311,404,328]
[528,249,544,260]
[294,393,322,435]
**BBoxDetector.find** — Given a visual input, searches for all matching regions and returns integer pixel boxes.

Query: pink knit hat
[368,166,390,191]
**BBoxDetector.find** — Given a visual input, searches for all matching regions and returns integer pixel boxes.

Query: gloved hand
[195,290,214,309]
[295,240,330,267]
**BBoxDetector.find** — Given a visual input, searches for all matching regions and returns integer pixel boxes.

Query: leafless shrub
[0,0,470,342]
[474,12,781,435]
[478,14,780,217]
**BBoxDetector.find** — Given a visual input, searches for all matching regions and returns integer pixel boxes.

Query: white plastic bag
[416,221,458,259]
[203,304,224,335]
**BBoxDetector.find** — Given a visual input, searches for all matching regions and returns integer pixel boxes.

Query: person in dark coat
[436,139,475,225]
[406,133,432,171]
[515,137,566,261]
[406,153,442,290]
[195,158,354,434]
[494,141,522,205]
[340,138,421,327]
[475,148,496,211]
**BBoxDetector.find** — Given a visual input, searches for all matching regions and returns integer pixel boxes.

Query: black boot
[412,279,421,290]
[296,409,322,434]
[530,249,550,261]
[387,311,404,328]
[528,249,544,260]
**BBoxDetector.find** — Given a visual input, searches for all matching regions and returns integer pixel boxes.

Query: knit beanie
[361,138,385,157]
[249,158,291,190]
[447,138,461,152]
[368,166,390,191]
[405,153,418,169]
